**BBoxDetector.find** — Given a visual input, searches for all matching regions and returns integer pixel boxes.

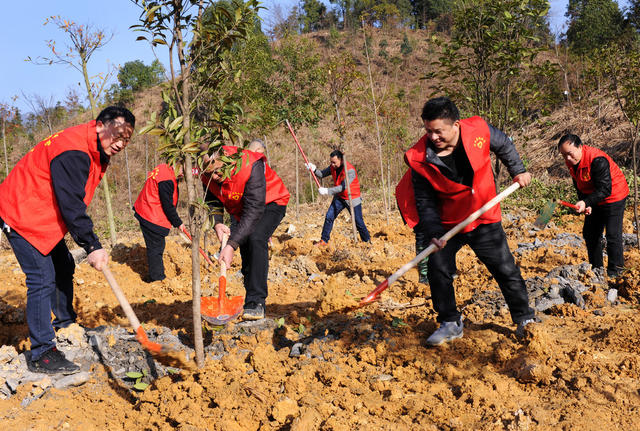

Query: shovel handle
[180,226,216,267]
[360,182,521,306]
[219,234,228,278]
[102,267,141,330]
[286,119,322,188]
[558,200,579,210]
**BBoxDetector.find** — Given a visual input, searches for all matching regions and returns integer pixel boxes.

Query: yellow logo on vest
[148,167,160,180]
[580,170,591,181]
[473,137,486,148]
[229,192,242,201]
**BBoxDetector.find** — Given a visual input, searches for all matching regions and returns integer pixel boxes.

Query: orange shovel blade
[135,326,163,354]
[201,275,244,325]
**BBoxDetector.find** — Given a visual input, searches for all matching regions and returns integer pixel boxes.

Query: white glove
[305,162,316,172]
[318,187,328,195]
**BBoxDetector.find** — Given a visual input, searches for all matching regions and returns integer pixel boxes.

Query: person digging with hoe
[396,97,535,346]
[305,149,370,246]
[558,134,629,278]
[0,106,135,373]
[134,162,185,282]
[201,142,289,320]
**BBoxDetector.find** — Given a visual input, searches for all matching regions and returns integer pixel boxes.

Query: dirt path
[0,205,639,430]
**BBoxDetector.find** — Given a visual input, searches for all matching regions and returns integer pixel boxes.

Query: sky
[0,0,620,116]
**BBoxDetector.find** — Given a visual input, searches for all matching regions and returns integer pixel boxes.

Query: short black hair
[330,149,343,161]
[557,133,582,149]
[96,106,135,128]
[421,97,460,122]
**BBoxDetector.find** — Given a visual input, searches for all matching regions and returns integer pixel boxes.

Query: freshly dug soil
[1,203,639,430]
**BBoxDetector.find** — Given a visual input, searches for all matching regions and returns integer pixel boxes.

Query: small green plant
[400,33,413,56]
[355,311,365,318]
[345,289,352,296]
[166,367,180,375]
[275,317,285,328]
[125,370,149,391]
[296,323,306,334]
[391,317,407,328]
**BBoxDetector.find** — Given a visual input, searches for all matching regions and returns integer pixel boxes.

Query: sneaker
[242,303,265,320]
[516,318,536,338]
[426,319,463,346]
[314,240,328,247]
[27,347,80,375]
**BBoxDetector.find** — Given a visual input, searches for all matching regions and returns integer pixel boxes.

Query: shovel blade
[201,295,244,325]
[534,200,557,228]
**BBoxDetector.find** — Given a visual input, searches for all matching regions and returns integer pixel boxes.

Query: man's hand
[575,200,587,214]
[430,237,446,251]
[219,244,234,268]
[585,206,592,215]
[178,223,185,232]
[87,248,108,271]
[513,172,532,187]
[214,223,230,242]
[318,187,328,195]
[305,162,316,172]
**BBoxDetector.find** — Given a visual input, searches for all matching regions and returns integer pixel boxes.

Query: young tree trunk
[125,148,132,209]
[2,116,7,178]
[362,22,389,223]
[295,145,299,220]
[633,135,639,250]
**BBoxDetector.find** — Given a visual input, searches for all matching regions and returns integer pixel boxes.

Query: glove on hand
[318,187,328,195]
[305,162,316,172]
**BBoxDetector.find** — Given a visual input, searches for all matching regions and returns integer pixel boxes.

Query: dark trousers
[238,203,286,306]
[583,198,626,275]
[3,228,76,360]
[426,222,534,324]
[320,198,370,243]
[139,222,168,281]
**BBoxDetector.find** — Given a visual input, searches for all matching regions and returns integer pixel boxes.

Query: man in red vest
[558,134,629,277]
[0,106,135,373]
[134,163,185,282]
[305,149,370,246]
[202,144,289,320]
[396,97,535,346]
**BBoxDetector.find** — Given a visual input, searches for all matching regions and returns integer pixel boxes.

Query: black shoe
[242,303,265,320]
[27,347,80,375]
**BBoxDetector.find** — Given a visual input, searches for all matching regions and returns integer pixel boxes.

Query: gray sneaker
[242,303,265,321]
[426,319,463,346]
[516,318,536,337]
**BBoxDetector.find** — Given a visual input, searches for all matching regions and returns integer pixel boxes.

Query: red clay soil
[1,203,639,430]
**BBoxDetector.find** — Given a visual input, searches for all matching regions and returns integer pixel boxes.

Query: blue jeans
[3,227,76,360]
[320,198,370,243]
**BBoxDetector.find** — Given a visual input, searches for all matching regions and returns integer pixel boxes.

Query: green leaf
[296,323,305,334]
[391,317,407,328]
[126,371,143,379]
[168,116,183,131]
[275,317,285,328]
[133,382,149,391]
[144,299,156,304]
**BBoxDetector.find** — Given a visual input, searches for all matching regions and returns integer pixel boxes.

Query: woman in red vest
[396,97,535,346]
[558,134,629,277]
[134,163,185,282]
[305,149,370,246]
[201,144,289,320]
[0,106,135,374]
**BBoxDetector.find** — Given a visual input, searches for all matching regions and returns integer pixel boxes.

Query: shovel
[179,226,216,267]
[360,182,521,306]
[200,234,244,325]
[533,199,580,228]
[102,267,165,354]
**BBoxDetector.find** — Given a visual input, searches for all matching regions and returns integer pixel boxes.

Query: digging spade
[200,234,244,325]
[533,199,580,228]
[101,267,164,354]
[360,182,521,306]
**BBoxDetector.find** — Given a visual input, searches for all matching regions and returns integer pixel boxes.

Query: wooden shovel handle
[102,267,141,330]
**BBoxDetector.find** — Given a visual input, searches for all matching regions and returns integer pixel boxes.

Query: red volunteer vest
[202,146,289,220]
[331,161,361,200]
[0,121,106,254]
[397,116,501,233]
[567,145,629,205]
[134,163,179,229]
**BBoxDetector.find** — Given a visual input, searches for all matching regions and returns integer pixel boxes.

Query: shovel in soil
[200,235,244,325]
[533,199,580,228]
[360,182,521,306]
[102,267,165,354]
